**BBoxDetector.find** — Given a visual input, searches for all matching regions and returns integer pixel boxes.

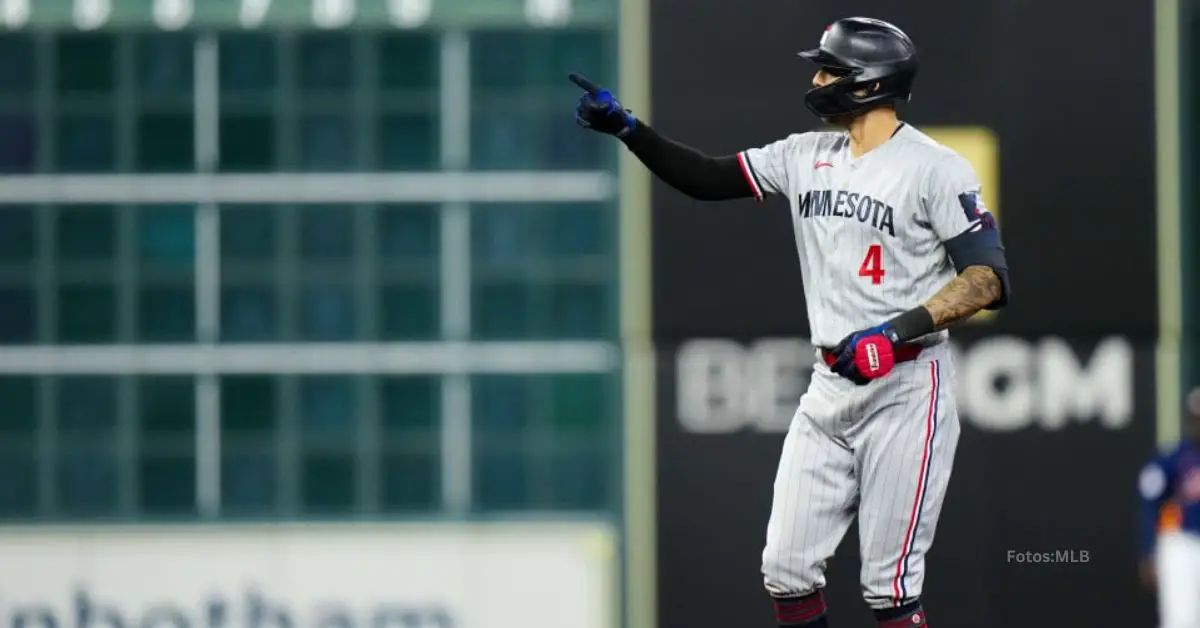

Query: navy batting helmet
[799,17,918,119]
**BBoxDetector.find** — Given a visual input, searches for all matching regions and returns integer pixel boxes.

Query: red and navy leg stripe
[891,360,941,605]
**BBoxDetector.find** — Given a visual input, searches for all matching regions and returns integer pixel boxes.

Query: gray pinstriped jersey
[736,123,992,348]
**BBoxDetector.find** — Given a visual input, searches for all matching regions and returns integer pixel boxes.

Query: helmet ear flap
[804,71,911,119]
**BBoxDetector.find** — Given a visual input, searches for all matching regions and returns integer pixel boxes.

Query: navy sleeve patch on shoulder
[958,192,998,230]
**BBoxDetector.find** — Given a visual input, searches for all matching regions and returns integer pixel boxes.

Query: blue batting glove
[569,73,636,138]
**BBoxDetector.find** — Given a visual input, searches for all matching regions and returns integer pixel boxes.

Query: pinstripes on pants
[762,341,961,608]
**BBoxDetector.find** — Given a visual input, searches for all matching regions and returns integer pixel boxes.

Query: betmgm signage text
[675,336,1135,433]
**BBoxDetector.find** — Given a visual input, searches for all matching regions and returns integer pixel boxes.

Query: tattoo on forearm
[922,265,1002,329]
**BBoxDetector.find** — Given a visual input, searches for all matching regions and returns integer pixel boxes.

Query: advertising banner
[0,522,617,628]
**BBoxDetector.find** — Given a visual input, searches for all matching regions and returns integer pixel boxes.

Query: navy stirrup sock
[874,600,927,627]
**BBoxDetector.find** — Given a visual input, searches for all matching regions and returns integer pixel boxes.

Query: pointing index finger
[568,73,601,95]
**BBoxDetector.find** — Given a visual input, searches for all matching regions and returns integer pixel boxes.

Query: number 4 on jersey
[858,244,885,284]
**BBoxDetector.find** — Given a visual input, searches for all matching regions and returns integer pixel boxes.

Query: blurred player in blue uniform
[1139,386,1200,628]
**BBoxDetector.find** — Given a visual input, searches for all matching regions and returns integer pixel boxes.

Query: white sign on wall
[0,522,618,628]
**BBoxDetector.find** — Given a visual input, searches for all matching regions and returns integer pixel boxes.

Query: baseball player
[1138,387,1200,628]
[571,16,1010,627]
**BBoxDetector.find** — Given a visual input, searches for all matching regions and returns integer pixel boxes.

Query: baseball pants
[1157,529,1200,628]
[762,341,960,608]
